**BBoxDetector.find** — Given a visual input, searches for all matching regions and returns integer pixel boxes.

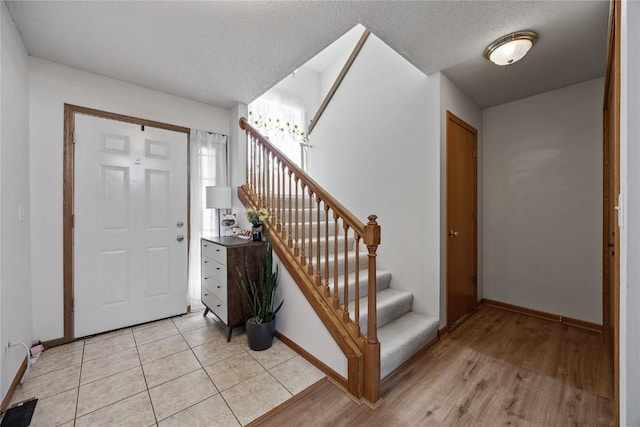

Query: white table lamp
[206,186,232,236]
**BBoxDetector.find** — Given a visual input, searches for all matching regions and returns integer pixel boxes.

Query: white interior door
[74,114,188,338]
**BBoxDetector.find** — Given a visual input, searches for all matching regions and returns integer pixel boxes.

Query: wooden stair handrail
[240,117,372,242]
[237,185,365,396]
[307,29,371,135]
[239,117,381,405]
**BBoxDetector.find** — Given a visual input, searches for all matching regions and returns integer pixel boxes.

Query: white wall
[29,58,230,342]
[1,2,32,400]
[620,1,639,424]
[267,33,443,378]
[229,102,249,225]
[307,34,441,318]
[482,78,604,324]
[275,252,347,376]
[439,73,483,327]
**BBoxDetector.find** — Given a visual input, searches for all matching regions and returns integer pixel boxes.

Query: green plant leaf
[235,234,283,325]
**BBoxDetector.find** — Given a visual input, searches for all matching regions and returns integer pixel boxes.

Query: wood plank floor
[254,305,614,426]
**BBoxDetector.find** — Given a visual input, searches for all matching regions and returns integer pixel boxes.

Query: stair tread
[264,197,440,383]
[332,269,392,300]
[333,268,392,285]
[348,288,413,332]
[378,312,439,378]
[348,288,412,310]
[290,234,356,255]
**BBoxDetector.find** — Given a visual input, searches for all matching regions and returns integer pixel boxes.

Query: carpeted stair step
[378,312,439,378]
[279,220,339,238]
[313,252,369,280]
[293,234,354,256]
[332,269,392,303]
[275,194,440,384]
[348,288,413,336]
[278,196,316,209]
[317,251,369,276]
[283,208,326,222]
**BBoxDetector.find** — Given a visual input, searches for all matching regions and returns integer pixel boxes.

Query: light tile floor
[5,310,325,426]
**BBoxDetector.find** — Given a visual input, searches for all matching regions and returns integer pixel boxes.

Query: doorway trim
[63,104,190,343]
[445,111,478,329]
[602,0,620,423]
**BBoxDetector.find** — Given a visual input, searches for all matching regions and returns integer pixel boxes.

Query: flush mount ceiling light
[485,31,538,66]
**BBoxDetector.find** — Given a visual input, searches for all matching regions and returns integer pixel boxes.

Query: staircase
[286,197,439,378]
[238,117,438,404]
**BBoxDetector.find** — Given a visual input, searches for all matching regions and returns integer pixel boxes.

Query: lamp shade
[206,186,232,209]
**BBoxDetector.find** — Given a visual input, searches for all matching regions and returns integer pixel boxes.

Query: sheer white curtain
[249,89,308,169]
[188,129,228,310]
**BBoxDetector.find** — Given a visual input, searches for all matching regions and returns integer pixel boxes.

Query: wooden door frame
[602,0,620,423]
[445,111,478,328]
[62,104,190,343]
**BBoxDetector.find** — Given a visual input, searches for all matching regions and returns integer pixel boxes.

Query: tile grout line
[31,315,213,426]
[148,317,214,424]
[69,343,156,420]
[27,344,85,380]
[221,337,290,425]
[70,366,150,421]
[81,343,138,364]
[44,313,303,427]
[72,339,85,426]
[131,326,160,426]
[83,328,132,345]
[247,341,323,400]
[265,367,296,397]
[172,315,245,427]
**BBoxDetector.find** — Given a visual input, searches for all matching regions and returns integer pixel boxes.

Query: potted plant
[236,235,283,350]
[245,208,269,241]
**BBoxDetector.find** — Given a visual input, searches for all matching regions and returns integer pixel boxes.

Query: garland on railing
[248,110,307,142]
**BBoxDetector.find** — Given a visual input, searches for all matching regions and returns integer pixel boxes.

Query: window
[249,89,308,169]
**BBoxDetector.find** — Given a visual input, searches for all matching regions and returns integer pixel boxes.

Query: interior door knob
[176,234,184,242]
[449,230,459,238]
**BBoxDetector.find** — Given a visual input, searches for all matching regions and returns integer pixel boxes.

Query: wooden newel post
[363,214,381,405]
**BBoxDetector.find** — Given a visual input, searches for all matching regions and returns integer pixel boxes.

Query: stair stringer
[238,185,366,399]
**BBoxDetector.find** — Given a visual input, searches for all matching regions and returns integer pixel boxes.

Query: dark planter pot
[246,317,276,351]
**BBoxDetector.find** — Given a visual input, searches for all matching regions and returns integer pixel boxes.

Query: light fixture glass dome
[485,31,538,66]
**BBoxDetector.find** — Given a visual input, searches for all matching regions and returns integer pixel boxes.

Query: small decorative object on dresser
[236,236,283,351]
[201,236,265,341]
[245,208,269,241]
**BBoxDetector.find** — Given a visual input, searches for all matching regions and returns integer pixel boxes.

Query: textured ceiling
[5,1,609,109]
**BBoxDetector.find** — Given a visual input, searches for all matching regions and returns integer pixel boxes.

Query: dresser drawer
[201,275,227,303]
[200,237,263,342]
[202,286,228,323]
[201,241,226,265]
[202,258,227,285]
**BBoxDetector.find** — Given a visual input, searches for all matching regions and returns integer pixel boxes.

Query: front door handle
[449,230,459,238]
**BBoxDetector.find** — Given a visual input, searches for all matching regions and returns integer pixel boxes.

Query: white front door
[74,114,188,338]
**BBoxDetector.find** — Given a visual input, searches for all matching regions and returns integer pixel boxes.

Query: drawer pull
[203,244,208,247]
[216,249,221,252]
[204,293,209,297]
[216,286,221,289]
[216,267,221,271]
[203,260,208,264]
[204,277,208,280]
[216,304,221,307]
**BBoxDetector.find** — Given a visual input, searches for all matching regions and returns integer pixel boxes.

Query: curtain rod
[206,130,227,138]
